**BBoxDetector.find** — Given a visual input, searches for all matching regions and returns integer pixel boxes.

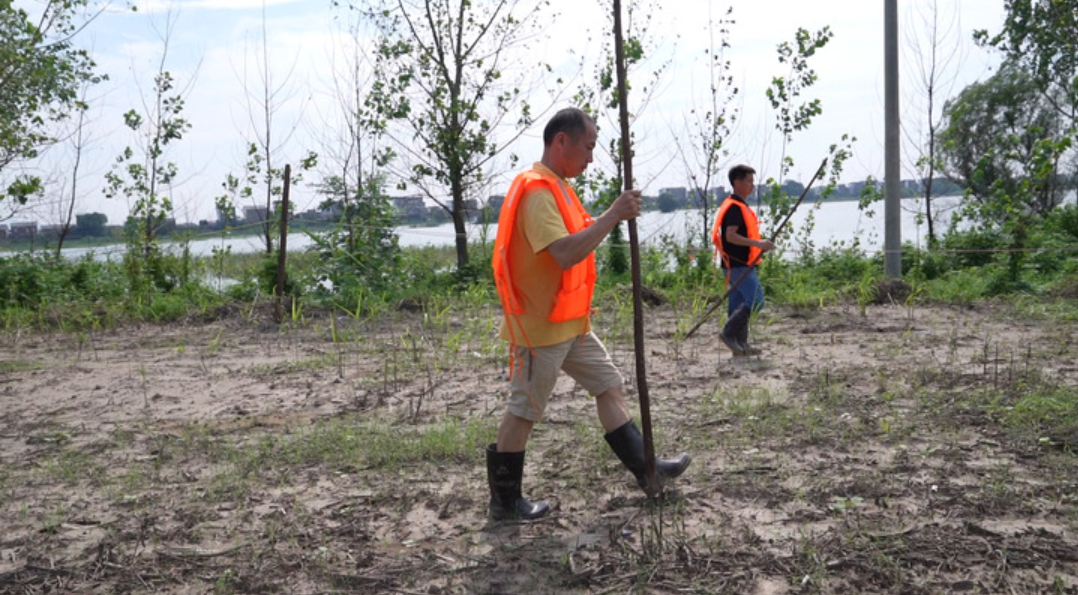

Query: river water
[20,195,965,262]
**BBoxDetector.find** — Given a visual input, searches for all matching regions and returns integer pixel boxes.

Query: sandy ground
[1,299,1076,594]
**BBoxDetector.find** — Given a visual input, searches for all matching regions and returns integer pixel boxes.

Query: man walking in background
[712,164,774,357]
[488,107,691,521]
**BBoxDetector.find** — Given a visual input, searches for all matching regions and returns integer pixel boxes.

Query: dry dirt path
[1,301,1076,594]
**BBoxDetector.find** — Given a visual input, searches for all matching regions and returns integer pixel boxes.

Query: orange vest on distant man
[711,195,762,269]
[492,170,597,346]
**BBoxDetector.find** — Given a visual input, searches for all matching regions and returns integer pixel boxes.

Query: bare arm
[546,189,642,270]
[724,226,774,253]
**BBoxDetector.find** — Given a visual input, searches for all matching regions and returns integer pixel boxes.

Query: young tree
[0,1,104,209]
[103,11,192,292]
[50,77,107,255]
[673,5,739,252]
[309,12,400,294]
[234,2,318,255]
[573,0,670,278]
[901,0,965,247]
[357,0,552,272]
[759,26,855,259]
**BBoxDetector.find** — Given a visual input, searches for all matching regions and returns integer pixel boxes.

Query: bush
[256,254,302,297]
[814,246,872,285]
[940,227,1006,268]
[909,248,951,281]
[637,234,717,296]
[0,255,48,308]
[1043,202,1078,241]
[0,254,127,309]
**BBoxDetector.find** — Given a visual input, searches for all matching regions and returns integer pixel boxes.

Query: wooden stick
[275,163,292,323]
[612,0,656,496]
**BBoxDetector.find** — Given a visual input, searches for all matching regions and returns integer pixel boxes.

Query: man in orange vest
[711,164,774,356]
[488,107,691,520]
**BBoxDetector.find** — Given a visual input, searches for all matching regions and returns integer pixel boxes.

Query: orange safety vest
[711,195,762,269]
[492,170,596,345]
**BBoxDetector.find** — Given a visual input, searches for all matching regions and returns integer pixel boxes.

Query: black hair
[728,164,756,187]
[543,107,592,146]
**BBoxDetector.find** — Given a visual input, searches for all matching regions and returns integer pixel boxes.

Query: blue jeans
[725,266,764,317]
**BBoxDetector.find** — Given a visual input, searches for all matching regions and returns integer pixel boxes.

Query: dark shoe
[604,421,691,494]
[722,305,750,356]
[719,328,746,356]
[486,444,550,520]
[734,314,758,355]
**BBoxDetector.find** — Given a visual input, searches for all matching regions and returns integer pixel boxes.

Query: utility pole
[884,0,902,278]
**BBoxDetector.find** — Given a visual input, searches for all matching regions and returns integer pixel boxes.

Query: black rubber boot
[604,421,691,493]
[486,444,550,521]
[735,314,759,355]
[734,306,759,355]
[721,305,750,356]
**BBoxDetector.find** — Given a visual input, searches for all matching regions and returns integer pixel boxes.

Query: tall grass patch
[193,416,497,502]
[995,386,1078,446]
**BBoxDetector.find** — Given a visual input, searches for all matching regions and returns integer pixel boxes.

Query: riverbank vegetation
[1,199,1075,333]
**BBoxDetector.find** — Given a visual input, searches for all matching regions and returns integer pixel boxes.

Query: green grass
[918,268,997,303]
[14,415,499,509]
[1012,293,1078,322]
[695,384,808,449]
[0,359,41,373]
[40,501,69,534]
[274,416,497,469]
[0,468,10,507]
[705,385,787,419]
[178,416,499,503]
[251,354,337,376]
[997,386,1078,443]
[36,447,101,484]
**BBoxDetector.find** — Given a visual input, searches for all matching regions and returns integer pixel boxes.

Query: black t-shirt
[720,194,751,267]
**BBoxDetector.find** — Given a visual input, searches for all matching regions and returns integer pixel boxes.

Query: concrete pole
[884,0,902,278]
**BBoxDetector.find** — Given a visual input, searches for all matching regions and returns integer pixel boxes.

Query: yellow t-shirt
[498,163,591,346]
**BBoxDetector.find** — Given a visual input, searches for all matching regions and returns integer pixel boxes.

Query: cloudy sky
[15,0,1006,226]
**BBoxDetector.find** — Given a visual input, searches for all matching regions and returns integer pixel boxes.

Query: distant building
[393,195,427,221]
[690,187,724,207]
[216,205,240,228]
[9,221,37,241]
[451,198,479,216]
[322,203,343,219]
[474,194,505,223]
[243,206,269,224]
[294,207,335,222]
[38,224,65,240]
[659,187,688,204]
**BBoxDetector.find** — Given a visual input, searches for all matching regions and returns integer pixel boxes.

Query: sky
[11,0,1007,226]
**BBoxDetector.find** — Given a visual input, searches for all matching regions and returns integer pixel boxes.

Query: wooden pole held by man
[612,0,657,496]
